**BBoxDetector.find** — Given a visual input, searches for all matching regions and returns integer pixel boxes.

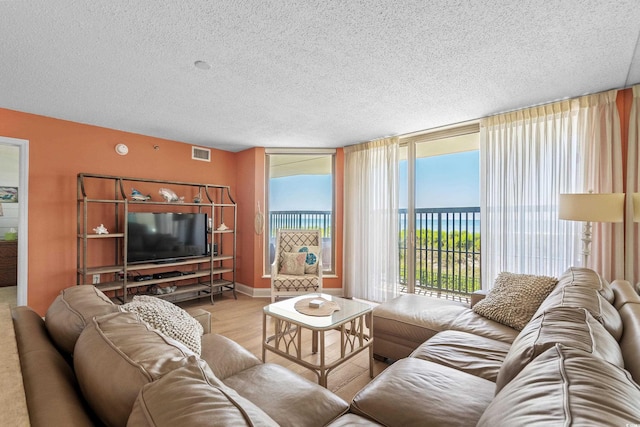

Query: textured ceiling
[1,1,639,152]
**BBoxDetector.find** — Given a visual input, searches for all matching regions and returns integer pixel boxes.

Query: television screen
[127,212,208,263]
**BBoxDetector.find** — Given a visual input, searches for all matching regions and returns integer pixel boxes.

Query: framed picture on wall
[0,186,18,202]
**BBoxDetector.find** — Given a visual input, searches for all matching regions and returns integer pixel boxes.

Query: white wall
[0,144,19,237]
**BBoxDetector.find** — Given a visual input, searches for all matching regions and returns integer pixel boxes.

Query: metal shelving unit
[77,173,237,304]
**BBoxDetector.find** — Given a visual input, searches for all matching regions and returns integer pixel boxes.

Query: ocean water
[413,219,481,233]
[270,212,481,233]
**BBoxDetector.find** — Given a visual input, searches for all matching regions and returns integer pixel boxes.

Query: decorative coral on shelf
[158,188,179,202]
[93,224,109,234]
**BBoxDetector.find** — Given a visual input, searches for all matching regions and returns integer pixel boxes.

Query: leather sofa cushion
[200,333,262,380]
[410,330,511,382]
[611,279,640,309]
[223,363,349,427]
[533,285,622,341]
[495,307,624,393]
[555,266,614,302]
[74,311,195,427]
[449,310,519,343]
[372,294,468,360]
[618,302,640,385]
[12,306,96,427]
[326,413,384,426]
[351,358,495,427]
[127,359,279,427]
[478,344,640,426]
[45,285,119,356]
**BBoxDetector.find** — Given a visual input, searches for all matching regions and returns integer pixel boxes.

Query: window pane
[414,133,481,297]
[266,153,334,274]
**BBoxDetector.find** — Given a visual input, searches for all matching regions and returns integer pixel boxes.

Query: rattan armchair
[270,229,323,302]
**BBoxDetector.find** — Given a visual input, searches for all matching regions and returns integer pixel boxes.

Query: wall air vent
[192,146,211,162]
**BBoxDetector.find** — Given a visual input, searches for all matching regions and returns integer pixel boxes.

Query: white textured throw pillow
[473,272,558,331]
[120,296,203,355]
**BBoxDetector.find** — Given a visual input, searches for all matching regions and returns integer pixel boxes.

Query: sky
[400,150,480,208]
[270,175,333,211]
[270,150,480,211]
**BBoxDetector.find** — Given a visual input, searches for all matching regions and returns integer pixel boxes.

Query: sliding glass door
[400,127,480,298]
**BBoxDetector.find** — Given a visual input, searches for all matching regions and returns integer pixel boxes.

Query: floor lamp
[558,193,625,267]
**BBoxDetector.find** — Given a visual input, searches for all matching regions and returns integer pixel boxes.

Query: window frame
[399,122,480,294]
[264,148,337,276]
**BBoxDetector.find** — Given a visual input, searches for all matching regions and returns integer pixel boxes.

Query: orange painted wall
[0,107,347,314]
[0,108,237,315]
[234,147,266,288]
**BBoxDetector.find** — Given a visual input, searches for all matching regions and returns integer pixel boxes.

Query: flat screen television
[127,212,208,264]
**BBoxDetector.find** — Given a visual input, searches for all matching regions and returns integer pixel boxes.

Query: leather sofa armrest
[186,308,211,335]
[471,290,488,308]
[610,279,640,309]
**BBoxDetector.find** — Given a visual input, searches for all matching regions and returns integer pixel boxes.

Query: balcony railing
[269,211,333,270]
[269,211,332,237]
[270,207,481,298]
[399,207,481,298]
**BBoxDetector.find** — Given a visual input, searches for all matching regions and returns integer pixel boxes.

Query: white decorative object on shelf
[93,224,109,234]
[217,223,229,231]
[158,188,179,202]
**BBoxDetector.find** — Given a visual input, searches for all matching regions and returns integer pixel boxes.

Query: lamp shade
[558,193,625,223]
[633,193,640,222]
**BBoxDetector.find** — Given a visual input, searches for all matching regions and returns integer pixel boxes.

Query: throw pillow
[280,252,306,275]
[120,296,204,355]
[293,245,321,274]
[472,272,558,331]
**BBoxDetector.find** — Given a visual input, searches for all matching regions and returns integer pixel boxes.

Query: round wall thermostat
[115,143,129,155]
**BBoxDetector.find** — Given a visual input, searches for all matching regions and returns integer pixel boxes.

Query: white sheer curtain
[343,137,399,302]
[626,85,640,284]
[480,90,622,287]
[578,90,623,280]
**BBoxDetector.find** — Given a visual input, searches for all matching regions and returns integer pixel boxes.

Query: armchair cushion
[272,274,320,292]
[293,245,320,274]
[279,252,306,275]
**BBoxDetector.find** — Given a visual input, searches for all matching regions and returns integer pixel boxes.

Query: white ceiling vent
[192,146,211,162]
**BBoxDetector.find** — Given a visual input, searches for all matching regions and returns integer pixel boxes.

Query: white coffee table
[262,293,374,387]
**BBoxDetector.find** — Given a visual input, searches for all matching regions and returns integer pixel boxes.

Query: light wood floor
[0,286,16,308]
[180,292,390,402]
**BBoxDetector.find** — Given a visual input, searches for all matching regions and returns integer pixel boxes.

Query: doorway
[0,136,28,306]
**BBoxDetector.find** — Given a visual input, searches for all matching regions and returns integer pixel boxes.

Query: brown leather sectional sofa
[12,286,377,426]
[359,267,640,425]
[11,267,640,426]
